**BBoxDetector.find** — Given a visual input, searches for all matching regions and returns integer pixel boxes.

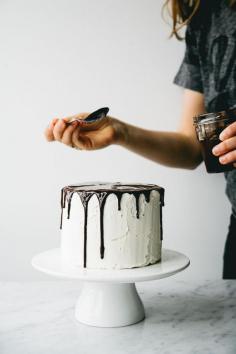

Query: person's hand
[44,113,125,150]
[212,121,236,167]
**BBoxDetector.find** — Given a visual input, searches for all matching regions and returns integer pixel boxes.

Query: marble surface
[0,279,235,354]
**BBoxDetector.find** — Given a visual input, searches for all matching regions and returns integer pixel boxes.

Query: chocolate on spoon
[67,107,109,130]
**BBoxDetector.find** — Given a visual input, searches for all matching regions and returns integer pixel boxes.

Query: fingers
[212,136,236,166]
[53,119,67,141]
[212,122,236,167]
[220,121,236,140]
[61,121,79,146]
[218,150,236,165]
[53,120,81,149]
[45,112,91,144]
[212,136,236,156]
[45,118,81,149]
[44,118,58,141]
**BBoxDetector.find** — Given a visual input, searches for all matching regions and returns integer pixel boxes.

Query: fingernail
[72,121,78,126]
[212,146,219,155]
[219,132,225,140]
[219,156,226,164]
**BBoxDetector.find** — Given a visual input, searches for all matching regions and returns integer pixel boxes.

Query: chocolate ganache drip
[60,183,164,268]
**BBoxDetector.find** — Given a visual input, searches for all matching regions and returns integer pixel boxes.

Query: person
[44,0,236,279]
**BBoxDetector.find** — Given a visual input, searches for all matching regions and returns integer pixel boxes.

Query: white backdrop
[0,0,231,280]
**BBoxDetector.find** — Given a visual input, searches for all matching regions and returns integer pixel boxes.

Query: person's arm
[118,89,204,169]
[44,89,205,169]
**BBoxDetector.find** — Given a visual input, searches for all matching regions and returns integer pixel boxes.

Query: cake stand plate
[32,248,190,328]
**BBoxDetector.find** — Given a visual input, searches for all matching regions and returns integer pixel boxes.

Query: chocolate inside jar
[194,108,236,173]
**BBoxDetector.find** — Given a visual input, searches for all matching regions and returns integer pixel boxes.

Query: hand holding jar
[194,107,236,173]
[212,121,236,168]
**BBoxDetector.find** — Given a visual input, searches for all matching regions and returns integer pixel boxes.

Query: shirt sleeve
[173,25,203,93]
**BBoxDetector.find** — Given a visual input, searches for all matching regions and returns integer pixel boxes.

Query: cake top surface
[63,182,164,193]
[61,183,165,208]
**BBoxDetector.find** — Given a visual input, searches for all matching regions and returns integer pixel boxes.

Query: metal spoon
[67,107,109,130]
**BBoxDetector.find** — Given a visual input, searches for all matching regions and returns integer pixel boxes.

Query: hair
[164,0,236,40]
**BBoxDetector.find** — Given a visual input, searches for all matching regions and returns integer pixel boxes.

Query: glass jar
[193,107,236,173]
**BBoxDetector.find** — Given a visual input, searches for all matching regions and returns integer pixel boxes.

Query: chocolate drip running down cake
[60,183,164,269]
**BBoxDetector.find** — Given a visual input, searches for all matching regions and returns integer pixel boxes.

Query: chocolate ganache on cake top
[60,183,165,268]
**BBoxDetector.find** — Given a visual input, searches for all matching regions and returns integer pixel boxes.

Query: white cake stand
[32,248,190,328]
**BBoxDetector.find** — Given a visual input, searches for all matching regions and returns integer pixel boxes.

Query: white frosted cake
[60,183,164,269]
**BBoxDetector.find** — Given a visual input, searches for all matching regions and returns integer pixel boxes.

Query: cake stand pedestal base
[32,248,190,328]
[75,282,144,327]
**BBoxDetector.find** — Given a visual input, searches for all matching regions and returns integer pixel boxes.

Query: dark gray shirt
[174,0,236,216]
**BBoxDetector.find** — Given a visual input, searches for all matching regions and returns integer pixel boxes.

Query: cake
[60,183,164,269]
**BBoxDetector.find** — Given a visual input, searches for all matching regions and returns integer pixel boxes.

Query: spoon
[67,107,109,130]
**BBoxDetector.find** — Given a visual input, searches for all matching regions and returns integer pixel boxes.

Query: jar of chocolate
[193,107,236,173]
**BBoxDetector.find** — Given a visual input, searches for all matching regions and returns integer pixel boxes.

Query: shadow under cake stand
[32,248,190,328]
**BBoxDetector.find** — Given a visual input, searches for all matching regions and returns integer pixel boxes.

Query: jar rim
[193,109,235,125]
